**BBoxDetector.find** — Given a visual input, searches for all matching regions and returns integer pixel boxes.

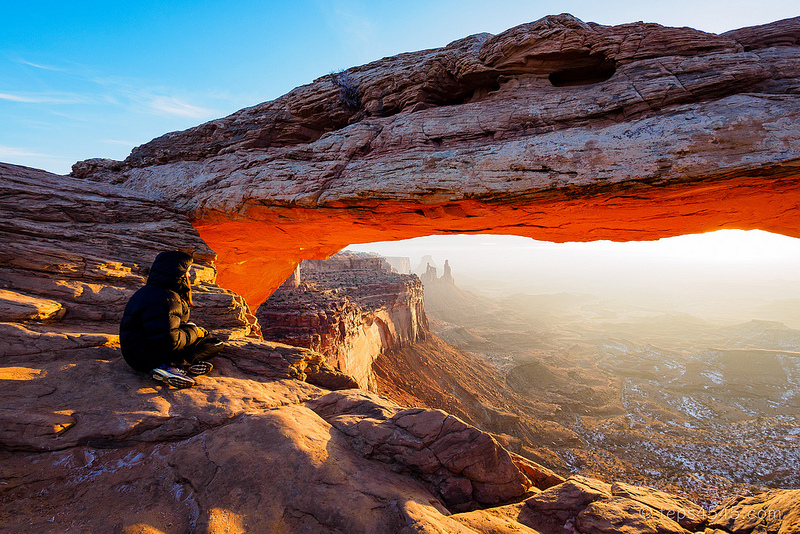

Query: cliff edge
[257,252,428,389]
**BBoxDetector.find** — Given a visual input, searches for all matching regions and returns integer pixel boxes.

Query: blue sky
[1,0,796,174]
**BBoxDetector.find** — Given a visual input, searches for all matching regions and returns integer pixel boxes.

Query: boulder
[524,476,705,534]
[708,489,800,534]
[612,481,706,530]
[307,390,529,511]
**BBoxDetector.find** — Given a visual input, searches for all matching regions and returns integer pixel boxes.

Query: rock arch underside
[74,14,800,308]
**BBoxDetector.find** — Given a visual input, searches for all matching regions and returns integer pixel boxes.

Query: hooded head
[147,251,193,295]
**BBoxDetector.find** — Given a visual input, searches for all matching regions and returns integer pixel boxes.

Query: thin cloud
[0,145,49,158]
[0,91,84,104]
[19,59,65,72]
[148,96,215,118]
[101,139,137,146]
[0,92,52,103]
[89,76,221,118]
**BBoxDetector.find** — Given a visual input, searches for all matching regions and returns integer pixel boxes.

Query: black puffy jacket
[120,251,201,372]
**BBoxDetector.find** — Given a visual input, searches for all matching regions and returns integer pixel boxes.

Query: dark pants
[124,335,225,373]
[173,336,224,368]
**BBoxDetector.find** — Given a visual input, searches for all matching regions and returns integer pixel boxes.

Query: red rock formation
[302,252,393,273]
[307,390,529,512]
[72,15,800,309]
[2,158,799,533]
[257,252,427,388]
[2,162,544,532]
[423,259,456,286]
[385,256,412,274]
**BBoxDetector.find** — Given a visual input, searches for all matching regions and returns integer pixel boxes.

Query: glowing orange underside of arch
[193,173,800,310]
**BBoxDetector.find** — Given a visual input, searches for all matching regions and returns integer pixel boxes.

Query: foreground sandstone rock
[523,476,800,534]
[73,15,800,306]
[308,390,529,512]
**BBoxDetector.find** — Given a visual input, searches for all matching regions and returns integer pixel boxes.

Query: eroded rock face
[522,476,800,534]
[0,162,256,338]
[72,15,800,307]
[524,475,695,534]
[2,405,486,533]
[708,489,800,534]
[307,390,529,512]
[257,252,428,389]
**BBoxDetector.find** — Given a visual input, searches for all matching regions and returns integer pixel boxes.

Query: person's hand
[186,322,206,338]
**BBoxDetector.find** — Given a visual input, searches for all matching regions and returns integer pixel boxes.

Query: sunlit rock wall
[0,162,260,344]
[257,254,428,389]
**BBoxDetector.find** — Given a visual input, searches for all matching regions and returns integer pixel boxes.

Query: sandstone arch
[73,15,800,308]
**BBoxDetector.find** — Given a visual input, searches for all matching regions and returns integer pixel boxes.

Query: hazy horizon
[346,229,800,328]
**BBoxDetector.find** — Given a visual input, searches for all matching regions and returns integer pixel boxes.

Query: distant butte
[72,14,800,309]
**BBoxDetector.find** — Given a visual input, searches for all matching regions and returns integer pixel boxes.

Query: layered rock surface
[308,390,529,512]
[257,252,428,389]
[72,15,800,306]
[2,162,799,532]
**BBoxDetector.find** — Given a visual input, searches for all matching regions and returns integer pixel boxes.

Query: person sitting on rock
[120,250,224,388]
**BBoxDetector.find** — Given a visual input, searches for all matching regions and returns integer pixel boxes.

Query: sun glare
[346,229,800,266]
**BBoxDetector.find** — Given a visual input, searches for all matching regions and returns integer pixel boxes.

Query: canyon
[2,12,800,534]
[253,249,799,508]
[415,261,800,506]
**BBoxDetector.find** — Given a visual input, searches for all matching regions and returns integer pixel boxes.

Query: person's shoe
[151,365,195,389]
[186,361,213,376]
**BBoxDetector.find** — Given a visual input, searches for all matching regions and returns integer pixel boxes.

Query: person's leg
[187,337,225,363]
[175,337,224,376]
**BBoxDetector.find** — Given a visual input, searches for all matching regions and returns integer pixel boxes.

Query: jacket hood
[147,250,193,289]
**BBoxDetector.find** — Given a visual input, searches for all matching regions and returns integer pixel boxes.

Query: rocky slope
[72,15,800,307]
[257,252,428,389]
